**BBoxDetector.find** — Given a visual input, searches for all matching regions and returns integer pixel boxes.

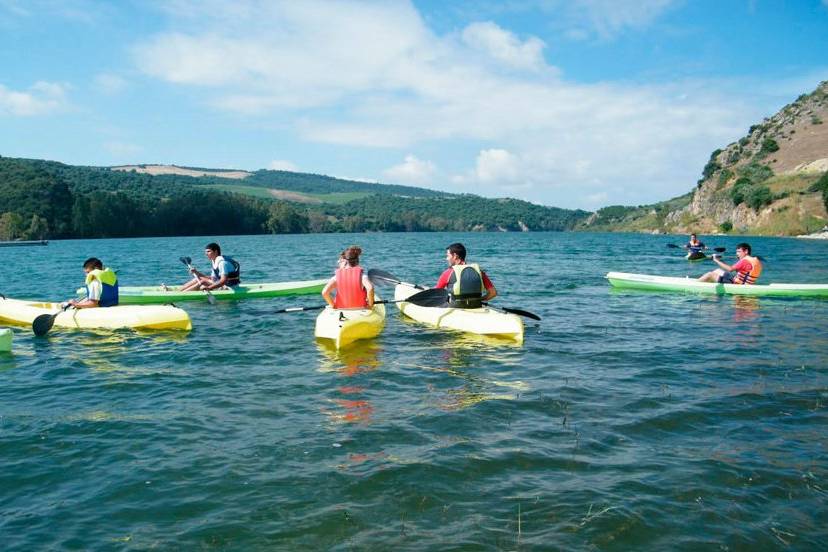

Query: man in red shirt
[698,242,762,284]
[435,243,497,306]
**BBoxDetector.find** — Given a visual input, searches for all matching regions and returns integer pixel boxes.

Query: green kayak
[606,272,828,297]
[77,279,328,304]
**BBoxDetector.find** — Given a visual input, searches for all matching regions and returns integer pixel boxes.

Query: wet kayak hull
[0,297,192,331]
[0,328,11,352]
[78,279,327,304]
[606,272,828,297]
[394,285,523,343]
[314,300,386,349]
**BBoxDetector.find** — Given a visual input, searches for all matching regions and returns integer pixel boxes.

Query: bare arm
[321,277,337,307]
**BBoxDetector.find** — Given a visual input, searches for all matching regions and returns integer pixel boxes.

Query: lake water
[1,232,827,549]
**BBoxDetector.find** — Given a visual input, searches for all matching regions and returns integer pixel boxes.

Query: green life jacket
[447,263,484,308]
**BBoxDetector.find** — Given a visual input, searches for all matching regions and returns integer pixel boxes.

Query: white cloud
[269,159,298,171]
[129,1,767,208]
[461,22,547,72]
[0,81,68,116]
[93,73,127,95]
[383,154,437,185]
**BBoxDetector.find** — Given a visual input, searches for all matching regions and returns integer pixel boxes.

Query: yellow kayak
[394,285,524,344]
[314,299,386,350]
[0,297,192,331]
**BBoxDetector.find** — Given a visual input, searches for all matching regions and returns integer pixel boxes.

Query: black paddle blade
[666,243,680,249]
[32,312,59,336]
[405,288,449,307]
[499,306,541,321]
[367,268,400,285]
[713,247,726,252]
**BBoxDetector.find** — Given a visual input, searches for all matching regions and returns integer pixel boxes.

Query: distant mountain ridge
[0,155,589,239]
[580,81,828,236]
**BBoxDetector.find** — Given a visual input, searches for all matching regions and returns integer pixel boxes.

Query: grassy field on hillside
[202,184,371,204]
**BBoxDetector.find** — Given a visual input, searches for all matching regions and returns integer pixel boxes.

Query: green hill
[0,156,589,239]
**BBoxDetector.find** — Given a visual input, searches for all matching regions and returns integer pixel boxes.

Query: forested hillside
[0,156,589,239]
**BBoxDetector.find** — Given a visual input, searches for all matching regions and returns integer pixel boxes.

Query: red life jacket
[334,267,367,308]
[733,255,762,285]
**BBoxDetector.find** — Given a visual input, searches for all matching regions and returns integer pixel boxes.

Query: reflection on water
[318,340,381,425]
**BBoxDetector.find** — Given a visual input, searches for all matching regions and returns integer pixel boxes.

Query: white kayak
[314,298,386,349]
[0,297,192,331]
[394,285,524,344]
[0,328,11,352]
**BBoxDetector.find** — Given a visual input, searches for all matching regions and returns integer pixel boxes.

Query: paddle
[367,269,542,321]
[274,287,449,314]
[179,256,216,305]
[32,303,71,336]
[667,244,726,253]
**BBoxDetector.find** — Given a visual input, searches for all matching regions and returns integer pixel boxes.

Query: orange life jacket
[333,267,368,308]
[733,255,762,285]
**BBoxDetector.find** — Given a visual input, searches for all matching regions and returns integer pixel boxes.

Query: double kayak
[0,328,11,352]
[606,272,828,297]
[77,279,327,304]
[394,285,524,343]
[0,297,192,331]
[314,299,386,349]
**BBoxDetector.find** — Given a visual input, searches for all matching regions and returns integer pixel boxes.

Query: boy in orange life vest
[321,246,375,309]
[698,242,762,284]
[435,243,497,307]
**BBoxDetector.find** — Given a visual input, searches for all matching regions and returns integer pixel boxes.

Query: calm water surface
[1,232,827,550]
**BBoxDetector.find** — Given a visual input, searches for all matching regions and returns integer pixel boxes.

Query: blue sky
[1,0,827,210]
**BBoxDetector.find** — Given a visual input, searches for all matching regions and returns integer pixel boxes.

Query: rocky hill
[580,81,828,236]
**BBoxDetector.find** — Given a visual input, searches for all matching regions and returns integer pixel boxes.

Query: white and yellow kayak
[314,299,386,350]
[0,297,192,331]
[0,328,11,352]
[394,285,524,344]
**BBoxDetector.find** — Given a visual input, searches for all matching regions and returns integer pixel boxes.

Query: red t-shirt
[435,265,494,290]
[732,258,753,273]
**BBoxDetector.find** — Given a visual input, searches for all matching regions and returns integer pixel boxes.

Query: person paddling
[685,233,707,256]
[180,242,241,291]
[434,243,497,308]
[64,257,119,308]
[322,246,375,309]
[698,242,762,284]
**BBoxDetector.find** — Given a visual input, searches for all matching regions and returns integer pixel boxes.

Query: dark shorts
[717,271,735,284]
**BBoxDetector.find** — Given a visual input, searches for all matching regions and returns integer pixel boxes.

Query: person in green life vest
[434,243,497,308]
[64,257,119,308]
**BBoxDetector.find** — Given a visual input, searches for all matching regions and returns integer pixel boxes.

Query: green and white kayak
[77,279,327,304]
[0,328,11,352]
[606,272,828,297]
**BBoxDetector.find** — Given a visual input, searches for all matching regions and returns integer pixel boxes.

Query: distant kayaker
[64,257,119,308]
[180,242,241,291]
[685,233,707,255]
[698,242,762,284]
[435,243,497,308]
[322,246,375,309]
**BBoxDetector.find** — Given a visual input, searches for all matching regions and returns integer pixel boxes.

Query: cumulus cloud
[383,154,437,185]
[269,159,298,171]
[130,0,757,208]
[0,81,68,116]
[461,22,547,72]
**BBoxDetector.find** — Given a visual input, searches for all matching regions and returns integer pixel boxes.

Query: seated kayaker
[64,257,119,309]
[434,243,497,308]
[685,233,707,255]
[180,242,241,291]
[322,246,375,309]
[698,242,762,284]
